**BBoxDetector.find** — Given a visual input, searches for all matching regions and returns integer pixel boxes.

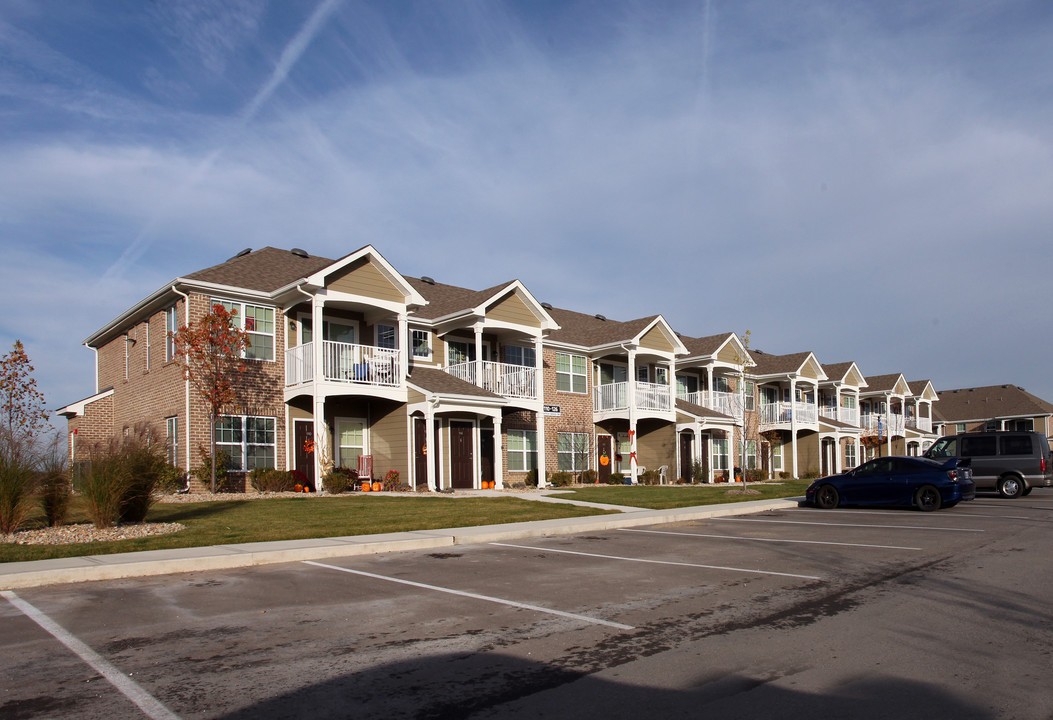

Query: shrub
[607,472,625,485]
[38,470,71,528]
[801,468,821,479]
[548,471,573,487]
[692,459,708,484]
[249,467,296,493]
[578,469,598,484]
[77,425,168,528]
[524,469,539,488]
[640,469,661,486]
[745,469,769,482]
[0,448,37,534]
[322,466,357,494]
[191,446,232,491]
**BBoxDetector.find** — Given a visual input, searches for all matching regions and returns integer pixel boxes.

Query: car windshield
[926,438,956,458]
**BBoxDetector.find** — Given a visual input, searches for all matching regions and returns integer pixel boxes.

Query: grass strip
[550,480,811,509]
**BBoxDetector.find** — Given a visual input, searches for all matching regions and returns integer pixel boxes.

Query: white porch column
[312,296,327,486]
[885,393,894,457]
[790,379,799,479]
[426,404,437,491]
[534,335,544,400]
[706,367,714,408]
[398,313,409,381]
[494,414,504,489]
[627,348,638,484]
[693,425,702,483]
[536,410,547,488]
[473,323,484,389]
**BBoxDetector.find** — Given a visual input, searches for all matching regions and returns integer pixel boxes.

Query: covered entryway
[679,432,693,482]
[597,435,613,483]
[450,421,475,489]
[294,420,315,490]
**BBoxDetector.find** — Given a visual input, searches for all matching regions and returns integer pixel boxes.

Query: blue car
[805,456,975,511]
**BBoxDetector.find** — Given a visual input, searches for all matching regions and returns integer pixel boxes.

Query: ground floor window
[507,429,538,471]
[166,416,178,467]
[558,432,589,472]
[712,437,729,471]
[336,419,367,470]
[738,440,757,470]
[845,439,857,467]
[216,416,275,471]
[616,433,632,473]
[771,441,783,472]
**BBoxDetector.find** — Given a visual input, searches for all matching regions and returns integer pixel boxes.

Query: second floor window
[377,325,396,349]
[165,305,178,361]
[504,345,536,367]
[217,300,275,361]
[412,330,431,359]
[744,381,755,410]
[556,353,587,393]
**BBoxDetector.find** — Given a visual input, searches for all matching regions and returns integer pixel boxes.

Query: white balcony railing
[819,405,860,426]
[595,382,673,413]
[760,401,818,426]
[906,416,933,432]
[284,341,401,388]
[679,390,745,419]
[861,413,906,436]
[445,361,539,400]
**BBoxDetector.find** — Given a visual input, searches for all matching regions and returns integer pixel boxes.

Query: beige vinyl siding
[717,342,742,364]
[327,258,404,303]
[487,293,540,327]
[637,419,676,472]
[369,404,409,481]
[639,326,675,353]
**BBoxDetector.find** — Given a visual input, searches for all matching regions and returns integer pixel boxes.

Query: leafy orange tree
[0,340,50,451]
[170,304,250,492]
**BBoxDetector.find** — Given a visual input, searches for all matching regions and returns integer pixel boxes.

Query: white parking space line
[619,527,922,551]
[303,561,635,631]
[712,517,984,532]
[490,543,823,581]
[795,507,1035,521]
[1,591,180,720]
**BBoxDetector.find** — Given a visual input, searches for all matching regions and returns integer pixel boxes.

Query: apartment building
[933,385,1053,438]
[59,245,950,490]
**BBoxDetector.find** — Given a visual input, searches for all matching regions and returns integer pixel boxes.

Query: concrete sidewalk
[0,497,802,590]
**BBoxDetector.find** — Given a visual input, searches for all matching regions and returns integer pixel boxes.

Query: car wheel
[998,475,1024,499]
[1022,486,1033,497]
[915,485,942,512]
[815,484,839,509]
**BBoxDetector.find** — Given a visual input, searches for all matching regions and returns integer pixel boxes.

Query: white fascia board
[305,245,428,308]
[82,280,184,346]
[716,333,753,367]
[632,316,690,356]
[405,384,508,410]
[475,281,561,332]
[55,387,115,418]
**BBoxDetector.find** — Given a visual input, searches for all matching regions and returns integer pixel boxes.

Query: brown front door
[597,435,613,483]
[679,433,693,482]
[480,428,494,487]
[294,421,315,490]
[414,418,428,489]
[450,421,474,489]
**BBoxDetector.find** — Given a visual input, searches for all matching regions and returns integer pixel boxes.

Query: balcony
[819,406,860,426]
[595,381,673,413]
[285,341,401,388]
[760,401,818,427]
[679,390,745,420]
[445,361,539,400]
[861,413,906,436]
[906,416,933,432]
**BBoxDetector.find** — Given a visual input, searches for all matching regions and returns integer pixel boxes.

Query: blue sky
[2,0,1052,425]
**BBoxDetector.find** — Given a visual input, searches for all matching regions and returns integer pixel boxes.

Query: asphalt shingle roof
[749,350,812,375]
[406,367,503,399]
[933,385,1053,422]
[183,246,333,293]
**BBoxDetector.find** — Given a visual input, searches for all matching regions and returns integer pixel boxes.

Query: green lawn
[1,481,810,564]
[551,480,811,509]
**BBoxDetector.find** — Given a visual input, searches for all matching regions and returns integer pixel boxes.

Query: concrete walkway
[0,495,803,590]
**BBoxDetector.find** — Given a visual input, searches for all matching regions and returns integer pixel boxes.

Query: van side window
[999,435,1032,456]
[961,436,997,457]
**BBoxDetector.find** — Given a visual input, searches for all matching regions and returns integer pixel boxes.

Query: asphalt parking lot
[3,492,1053,719]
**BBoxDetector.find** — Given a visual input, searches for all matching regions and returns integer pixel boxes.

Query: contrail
[100,0,345,283]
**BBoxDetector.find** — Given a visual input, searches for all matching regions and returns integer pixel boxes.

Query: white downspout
[171,285,192,472]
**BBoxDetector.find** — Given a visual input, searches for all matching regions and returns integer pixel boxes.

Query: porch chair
[657,465,668,485]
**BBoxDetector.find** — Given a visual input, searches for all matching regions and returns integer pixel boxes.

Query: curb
[0,498,802,590]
